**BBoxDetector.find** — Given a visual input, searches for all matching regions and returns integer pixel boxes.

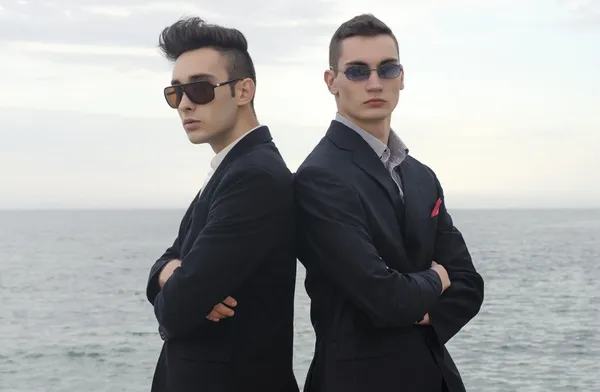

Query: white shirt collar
[210,125,262,171]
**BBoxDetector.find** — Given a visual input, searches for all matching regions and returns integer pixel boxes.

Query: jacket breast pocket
[415,199,439,233]
[413,198,439,254]
[426,214,439,232]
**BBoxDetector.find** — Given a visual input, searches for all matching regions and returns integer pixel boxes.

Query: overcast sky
[1,0,598,209]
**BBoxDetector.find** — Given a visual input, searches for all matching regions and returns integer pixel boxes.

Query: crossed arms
[147,162,483,344]
[146,166,290,339]
[425,170,485,344]
[295,166,484,345]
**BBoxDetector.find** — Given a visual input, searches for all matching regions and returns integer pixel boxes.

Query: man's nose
[365,70,383,90]
[178,92,195,110]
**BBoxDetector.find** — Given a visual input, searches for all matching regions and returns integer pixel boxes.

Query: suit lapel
[181,126,273,256]
[398,157,428,252]
[351,148,400,208]
[192,125,273,206]
[326,121,399,208]
[351,152,410,263]
[212,125,272,180]
[326,121,411,263]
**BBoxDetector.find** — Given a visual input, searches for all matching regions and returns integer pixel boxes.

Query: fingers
[205,297,238,322]
[214,303,235,317]
[223,296,237,307]
[206,310,223,322]
[205,306,232,322]
[206,306,231,322]
[416,313,430,325]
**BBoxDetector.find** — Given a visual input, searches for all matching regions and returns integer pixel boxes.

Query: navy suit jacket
[295,120,484,392]
[146,126,299,392]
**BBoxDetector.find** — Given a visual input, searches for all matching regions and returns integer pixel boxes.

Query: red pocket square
[431,198,442,217]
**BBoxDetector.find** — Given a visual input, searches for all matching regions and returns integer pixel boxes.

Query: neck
[340,110,391,145]
[210,112,259,154]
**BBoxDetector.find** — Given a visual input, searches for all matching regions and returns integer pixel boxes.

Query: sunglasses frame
[163,78,240,108]
[330,63,403,82]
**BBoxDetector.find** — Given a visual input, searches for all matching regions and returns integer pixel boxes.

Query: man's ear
[324,69,338,95]
[236,78,255,106]
[399,68,405,90]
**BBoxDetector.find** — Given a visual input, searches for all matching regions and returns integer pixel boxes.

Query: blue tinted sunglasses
[331,63,403,81]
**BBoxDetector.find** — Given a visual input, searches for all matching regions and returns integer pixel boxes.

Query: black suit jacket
[146,126,299,392]
[295,121,484,392]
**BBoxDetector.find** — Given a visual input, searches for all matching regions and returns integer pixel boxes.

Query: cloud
[0,40,167,72]
[560,0,600,27]
[0,0,338,66]
[5,41,158,57]
[564,0,599,13]
[1,0,599,209]
[0,0,535,71]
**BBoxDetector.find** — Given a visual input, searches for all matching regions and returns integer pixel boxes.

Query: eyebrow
[344,58,399,67]
[170,73,215,85]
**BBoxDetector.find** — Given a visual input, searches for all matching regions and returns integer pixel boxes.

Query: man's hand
[416,261,451,325]
[206,296,237,322]
[157,258,237,324]
[158,259,181,288]
[416,313,431,325]
[430,260,451,293]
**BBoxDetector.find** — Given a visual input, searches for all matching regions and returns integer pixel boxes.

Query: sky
[0,0,599,209]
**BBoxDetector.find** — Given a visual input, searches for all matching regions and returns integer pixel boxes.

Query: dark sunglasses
[332,63,403,81]
[163,78,240,108]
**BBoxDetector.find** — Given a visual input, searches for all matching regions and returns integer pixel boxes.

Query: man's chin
[359,111,391,122]
[186,130,211,145]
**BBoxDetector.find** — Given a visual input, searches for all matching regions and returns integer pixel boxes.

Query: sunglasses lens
[344,64,402,81]
[345,65,371,81]
[185,82,215,105]
[163,81,216,108]
[378,63,402,79]
[164,86,181,108]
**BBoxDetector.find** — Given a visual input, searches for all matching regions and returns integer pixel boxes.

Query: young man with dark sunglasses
[145,17,299,392]
[295,14,484,392]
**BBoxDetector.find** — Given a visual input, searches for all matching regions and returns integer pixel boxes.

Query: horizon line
[2,206,600,212]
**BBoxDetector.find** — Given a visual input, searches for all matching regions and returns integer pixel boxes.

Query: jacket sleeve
[145,197,198,305]
[295,166,443,328]
[153,166,292,339]
[427,174,485,345]
[145,237,181,305]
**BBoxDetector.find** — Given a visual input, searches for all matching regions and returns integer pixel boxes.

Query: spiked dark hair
[329,14,399,69]
[158,17,256,102]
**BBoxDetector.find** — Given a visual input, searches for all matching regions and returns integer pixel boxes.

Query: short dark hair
[329,14,399,68]
[158,17,256,102]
